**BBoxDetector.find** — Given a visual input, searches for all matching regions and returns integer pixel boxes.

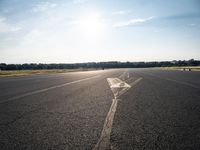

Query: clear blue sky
[0,0,200,63]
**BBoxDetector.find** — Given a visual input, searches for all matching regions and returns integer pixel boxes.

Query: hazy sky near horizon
[0,0,200,63]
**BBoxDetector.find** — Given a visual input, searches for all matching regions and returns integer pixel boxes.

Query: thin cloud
[73,0,89,4]
[163,13,200,20]
[112,10,131,15]
[31,2,57,13]
[0,17,21,33]
[113,16,154,27]
[188,23,196,27]
[153,29,162,33]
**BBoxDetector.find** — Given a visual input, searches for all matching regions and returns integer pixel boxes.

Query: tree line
[0,59,199,70]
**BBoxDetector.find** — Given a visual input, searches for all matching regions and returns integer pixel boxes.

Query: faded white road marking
[119,70,129,81]
[118,78,143,98]
[93,98,118,150]
[130,77,143,87]
[107,78,131,88]
[127,72,129,79]
[107,78,131,98]
[0,75,101,104]
[93,77,142,150]
[119,70,130,81]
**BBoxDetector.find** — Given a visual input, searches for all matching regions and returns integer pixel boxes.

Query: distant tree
[0,59,199,70]
[0,63,7,70]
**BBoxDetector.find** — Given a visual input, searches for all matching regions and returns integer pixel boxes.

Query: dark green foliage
[0,59,199,70]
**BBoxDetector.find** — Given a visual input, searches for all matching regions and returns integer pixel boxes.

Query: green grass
[161,66,200,71]
[0,68,96,77]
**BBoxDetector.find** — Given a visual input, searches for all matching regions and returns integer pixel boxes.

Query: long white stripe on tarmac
[93,77,142,150]
[93,98,118,150]
[0,75,101,104]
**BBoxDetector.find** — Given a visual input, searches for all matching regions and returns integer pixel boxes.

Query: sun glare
[78,13,105,36]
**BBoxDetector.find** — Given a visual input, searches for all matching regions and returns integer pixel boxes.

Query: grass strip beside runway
[0,69,96,77]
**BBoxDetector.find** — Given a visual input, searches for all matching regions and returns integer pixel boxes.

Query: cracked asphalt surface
[0,69,200,150]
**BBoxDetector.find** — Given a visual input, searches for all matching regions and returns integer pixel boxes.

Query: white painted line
[0,75,101,104]
[119,70,128,81]
[130,77,143,87]
[93,77,142,150]
[118,70,130,81]
[118,78,142,98]
[93,98,118,150]
[127,72,129,79]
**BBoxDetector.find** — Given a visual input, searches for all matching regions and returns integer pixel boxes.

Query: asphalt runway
[0,69,200,150]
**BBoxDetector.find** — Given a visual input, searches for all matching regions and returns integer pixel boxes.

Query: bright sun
[78,13,105,36]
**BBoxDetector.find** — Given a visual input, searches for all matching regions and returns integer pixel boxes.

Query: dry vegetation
[0,69,95,77]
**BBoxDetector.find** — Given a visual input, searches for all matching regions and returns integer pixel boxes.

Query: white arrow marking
[107,78,131,98]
